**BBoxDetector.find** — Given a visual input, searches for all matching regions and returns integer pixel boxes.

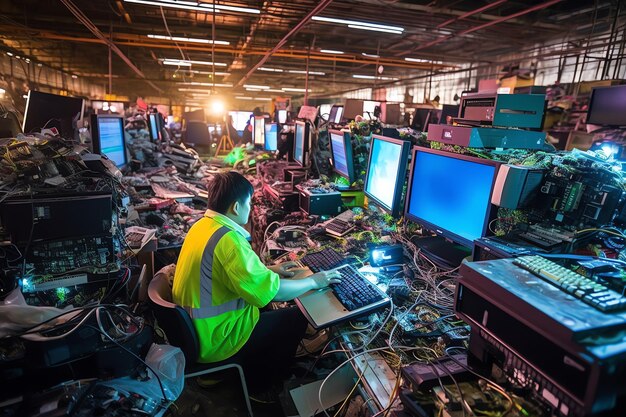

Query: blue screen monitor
[265,123,278,151]
[253,116,265,146]
[364,135,411,217]
[329,129,354,183]
[91,114,127,168]
[148,113,160,142]
[404,147,501,248]
[293,121,309,166]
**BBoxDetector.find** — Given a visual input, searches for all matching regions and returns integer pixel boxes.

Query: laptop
[292,264,391,329]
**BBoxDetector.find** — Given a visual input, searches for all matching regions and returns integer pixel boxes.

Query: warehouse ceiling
[0,0,623,105]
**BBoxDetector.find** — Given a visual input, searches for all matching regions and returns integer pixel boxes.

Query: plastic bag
[101,343,185,402]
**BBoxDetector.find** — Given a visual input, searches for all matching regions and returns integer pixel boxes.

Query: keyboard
[331,265,385,311]
[513,255,626,312]
[325,218,355,237]
[299,248,346,273]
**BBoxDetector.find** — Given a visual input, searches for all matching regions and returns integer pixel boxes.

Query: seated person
[172,171,340,391]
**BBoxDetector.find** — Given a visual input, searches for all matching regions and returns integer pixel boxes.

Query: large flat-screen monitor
[91,114,127,168]
[229,111,252,133]
[411,108,434,132]
[185,121,210,145]
[364,135,411,218]
[404,147,501,266]
[264,123,278,151]
[329,105,344,124]
[23,91,84,139]
[329,129,354,183]
[587,85,626,127]
[148,113,160,142]
[293,121,310,166]
[253,116,265,147]
[439,104,459,124]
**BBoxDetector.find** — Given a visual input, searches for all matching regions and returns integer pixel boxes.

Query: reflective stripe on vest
[185,226,245,319]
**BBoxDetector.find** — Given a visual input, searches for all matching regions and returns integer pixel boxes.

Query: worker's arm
[273,270,341,301]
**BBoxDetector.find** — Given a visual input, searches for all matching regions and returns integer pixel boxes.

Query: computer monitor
[265,123,278,151]
[411,108,434,132]
[185,121,210,145]
[23,90,84,139]
[404,147,501,266]
[277,109,288,124]
[329,105,344,124]
[319,104,333,121]
[329,129,355,183]
[439,104,459,124]
[253,116,265,147]
[364,135,411,217]
[229,111,252,133]
[90,114,127,168]
[148,113,160,142]
[586,85,626,127]
[293,121,310,166]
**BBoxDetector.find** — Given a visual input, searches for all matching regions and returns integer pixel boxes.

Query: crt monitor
[265,123,278,151]
[23,90,84,138]
[91,114,127,168]
[404,147,501,265]
[586,85,626,127]
[253,116,265,146]
[329,105,344,124]
[293,121,310,166]
[364,135,411,218]
[329,129,355,183]
[148,112,160,142]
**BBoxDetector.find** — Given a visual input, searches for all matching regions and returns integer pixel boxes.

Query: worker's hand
[270,261,300,278]
[310,270,341,290]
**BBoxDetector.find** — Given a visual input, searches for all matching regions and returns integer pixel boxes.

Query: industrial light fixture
[312,16,404,33]
[320,49,344,55]
[147,34,230,45]
[362,53,380,58]
[259,67,284,72]
[71,74,78,79]
[404,57,431,63]
[235,96,253,100]
[6,52,13,57]
[265,89,286,93]
[188,70,231,76]
[254,97,272,101]
[179,81,233,87]
[125,0,260,14]
[159,58,227,67]
[288,70,326,75]
[243,84,270,89]
[282,87,311,92]
[353,74,398,81]
[347,25,402,35]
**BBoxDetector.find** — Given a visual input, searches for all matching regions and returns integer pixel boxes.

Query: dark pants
[212,307,308,392]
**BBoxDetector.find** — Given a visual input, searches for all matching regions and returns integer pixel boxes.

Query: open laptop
[291,264,391,329]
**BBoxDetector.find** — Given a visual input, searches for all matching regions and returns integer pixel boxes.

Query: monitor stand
[411,235,471,268]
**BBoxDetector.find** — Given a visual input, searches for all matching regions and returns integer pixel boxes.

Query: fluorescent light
[348,25,402,35]
[188,70,230,76]
[245,88,262,91]
[288,70,326,75]
[0,88,5,94]
[182,81,233,87]
[282,88,311,92]
[199,2,260,14]
[404,57,431,63]
[71,74,78,79]
[362,53,379,58]
[6,52,13,57]
[320,49,344,54]
[265,89,286,93]
[353,74,398,81]
[147,34,229,45]
[243,84,270,89]
[159,58,227,67]
[124,0,216,13]
[312,16,404,32]
[254,97,272,101]
[235,96,253,100]
[259,67,284,72]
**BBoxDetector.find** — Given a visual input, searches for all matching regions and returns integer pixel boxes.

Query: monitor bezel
[293,121,310,167]
[91,114,127,168]
[264,123,278,151]
[403,146,502,248]
[363,134,411,217]
[328,129,354,183]
[22,90,84,137]
[586,85,626,127]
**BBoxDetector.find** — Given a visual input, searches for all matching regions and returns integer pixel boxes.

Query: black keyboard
[300,248,345,273]
[513,255,626,312]
[331,265,385,311]
[324,218,355,237]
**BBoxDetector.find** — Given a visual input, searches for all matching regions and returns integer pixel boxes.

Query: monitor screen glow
[365,137,404,210]
[265,123,278,151]
[405,149,499,247]
[229,111,252,132]
[148,113,159,141]
[253,116,265,146]
[98,117,126,167]
[277,109,288,124]
[294,123,305,165]
[330,132,350,179]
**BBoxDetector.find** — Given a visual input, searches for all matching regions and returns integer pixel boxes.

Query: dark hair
[206,171,254,214]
